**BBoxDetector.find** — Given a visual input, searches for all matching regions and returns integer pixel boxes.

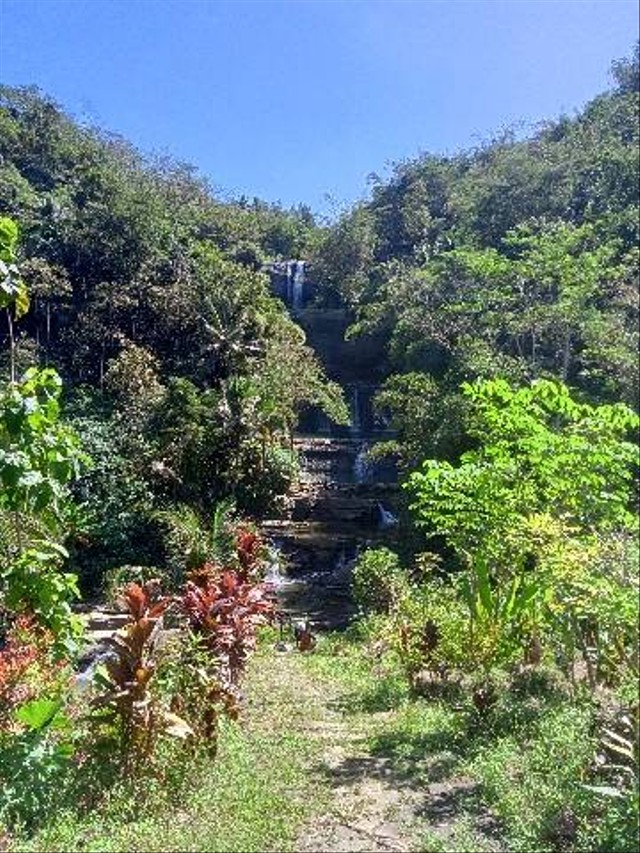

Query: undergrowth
[8,640,324,853]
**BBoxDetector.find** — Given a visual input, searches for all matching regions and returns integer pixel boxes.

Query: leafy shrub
[407,378,640,684]
[102,564,166,606]
[387,580,469,690]
[352,547,407,614]
[69,410,157,592]
[152,500,237,580]
[0,697,75,832]
[0,615,68,731]
[0,368,87,649]
[178,566,275,739]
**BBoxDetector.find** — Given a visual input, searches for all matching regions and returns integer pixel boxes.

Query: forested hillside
[312,45,638,468]
[0,83,347,589]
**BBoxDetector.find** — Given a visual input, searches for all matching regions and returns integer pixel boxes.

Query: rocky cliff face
[263,263,400,628]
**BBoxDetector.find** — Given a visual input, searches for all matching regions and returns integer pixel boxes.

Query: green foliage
[0,367,87,647]
[407,377,639,682]
[0,698,74,832]
[312,46,639,459]
[153,500,236,580]
[0,218,88,647]
[352,546,407,614]
[372,371,469,467]
[0,215,29,318]
[409,378,638,558]
[0,87,345,589]
[68,409,157,591]
[3,543,82,644]
[0,368,86,524]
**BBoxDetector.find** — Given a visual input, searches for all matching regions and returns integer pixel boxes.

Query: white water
[292,260,305,310]
[334,548,348,572]
[286,260,305,310]
[264,543,288,588]
[73,649,116,693]
[378,502,399,528]
[264,561,285,588]
[350,386,361,435]
[353,441,372,484]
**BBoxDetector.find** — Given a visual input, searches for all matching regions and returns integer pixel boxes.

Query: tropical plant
[92,582,192,770]
[0,697,74,831]
[179,566,275,726]
[352,547,407,614]
[407,378,639,681]
[0,218,87,649]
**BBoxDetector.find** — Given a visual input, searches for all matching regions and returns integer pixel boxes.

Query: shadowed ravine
[263,262,401,628]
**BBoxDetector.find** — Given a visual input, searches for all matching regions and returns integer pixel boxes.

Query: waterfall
[284,260,305,310]
[353,441,372,484]
[73,648,117,693]
[292,260,305,310]
[264,561,285,588]
[264,544,285,588]
[285,260,294,305]
[350,386,361,435]
[377,502,399,529]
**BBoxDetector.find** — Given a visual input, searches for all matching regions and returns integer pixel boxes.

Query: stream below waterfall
[263,262,400,628]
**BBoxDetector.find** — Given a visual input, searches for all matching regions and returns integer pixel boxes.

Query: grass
[5,625,639,853]
[8,642,329,853]
[301,626,638,853]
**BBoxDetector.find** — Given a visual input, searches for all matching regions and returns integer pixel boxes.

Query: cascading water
[73,648,117,693]
[264,544,286,588]
[285,261,294,305]
[349,386,361,435]
[286,260,306,310]
[378,502,399,529]
[262,264,401,628]
[264,561,285,588]
[292,260,305,310]
[353,441,372,484]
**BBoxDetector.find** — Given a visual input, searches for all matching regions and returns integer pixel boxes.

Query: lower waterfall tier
[261,436,402,628]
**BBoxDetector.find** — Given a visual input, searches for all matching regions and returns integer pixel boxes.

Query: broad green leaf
[15,279,30,318]
[15,698,62,731]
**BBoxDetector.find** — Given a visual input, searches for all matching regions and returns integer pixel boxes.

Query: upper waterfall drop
[286,260,306,310]
[349,386,361,435]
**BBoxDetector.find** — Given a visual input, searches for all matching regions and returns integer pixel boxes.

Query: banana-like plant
[458,554,541,671]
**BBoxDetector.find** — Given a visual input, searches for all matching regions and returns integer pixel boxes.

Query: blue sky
[1,0,638,216]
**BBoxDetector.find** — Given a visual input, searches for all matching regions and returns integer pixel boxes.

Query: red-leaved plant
[182,568,274,682]
[234,525,265,581]
[93,582,192,770]
[178,565,275,738]
[0,614,64,731]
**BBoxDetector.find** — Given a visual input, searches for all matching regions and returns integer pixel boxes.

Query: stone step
[84,611,131,632]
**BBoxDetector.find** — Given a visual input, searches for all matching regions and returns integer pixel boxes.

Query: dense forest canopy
[0,82,348,587]
[311,45,639,466]
[0,46,637,587]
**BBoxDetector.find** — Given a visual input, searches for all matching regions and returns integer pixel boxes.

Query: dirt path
[295,713,421,853]
[243,641,505,853]
[245,648,429,853]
